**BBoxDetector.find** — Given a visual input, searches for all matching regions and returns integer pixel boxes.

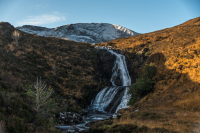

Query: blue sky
[0,0,199,33]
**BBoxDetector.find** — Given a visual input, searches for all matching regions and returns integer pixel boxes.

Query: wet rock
[134,109,139,112]
[108,113,122,121]
[114,78,122,86]
[64,112,73,117]
[79,109,89,116]
[73,113,83,121]
[94,110,106,114]
[67,129,76,133]
[57,112,83,125]
[104,87,126,113]
[97,49,116,85]
[72,126,90,133]
[66,116,76,123]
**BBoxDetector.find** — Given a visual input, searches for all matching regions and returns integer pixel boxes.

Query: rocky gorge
[54,46,139,132]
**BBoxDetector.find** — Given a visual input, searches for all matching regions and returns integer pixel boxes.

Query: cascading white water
[91,47,131,113]
[92,86,122,113]
[108,49,131,86]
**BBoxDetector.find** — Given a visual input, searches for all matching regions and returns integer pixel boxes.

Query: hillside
[1,17,200,132]
[94,17,200,132]
[0,22,105,132]
[16,23,139,44]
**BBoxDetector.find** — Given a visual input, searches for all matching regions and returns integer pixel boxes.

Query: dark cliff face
[124,48,149,84]
[96,49,116,86]
[96,48,139,86]
[96,47,148,87]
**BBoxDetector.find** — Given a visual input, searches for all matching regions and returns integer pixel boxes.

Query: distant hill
[16,23,139,44]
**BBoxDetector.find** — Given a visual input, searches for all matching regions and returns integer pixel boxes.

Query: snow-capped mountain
[16,23,139,44]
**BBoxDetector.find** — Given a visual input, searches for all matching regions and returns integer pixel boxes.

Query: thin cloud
[17,13,66,26]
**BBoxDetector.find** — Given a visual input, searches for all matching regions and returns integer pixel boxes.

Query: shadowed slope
[0,22,103,109]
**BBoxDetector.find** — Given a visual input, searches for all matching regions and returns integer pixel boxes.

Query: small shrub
[58,70,69,78]
[5,116,25,133]
[128,78,153,105]
[106,124,138,133]
[0,86,3,91]
[128,62,157,105]
[149,44,153,49]
[137,112,163,120]
[128,97,138,105]
[129,78,153,98]
[11,30,21,47]
[152,127,173,133]
[20,93,28,99]
[138,126,148,132]
[0,113,5,120]
[69,84,76,90]
[0,81,8,90]
[145,51,150,56]
[0,107,6,114]
[90,127,107,133]
[26,77,54,113]
[103,120,113,125]
[13,85,24,93]
[56,77,63,84]
[142,62,157,79]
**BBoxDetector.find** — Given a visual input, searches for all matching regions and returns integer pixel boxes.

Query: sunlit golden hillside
[95,17,200,132]
[97,17,200,110]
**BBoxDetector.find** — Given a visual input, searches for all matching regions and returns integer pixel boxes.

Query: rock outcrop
[55,111,88,125]
[96,48,116,86]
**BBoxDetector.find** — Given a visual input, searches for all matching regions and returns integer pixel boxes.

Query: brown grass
[118,107,200,132]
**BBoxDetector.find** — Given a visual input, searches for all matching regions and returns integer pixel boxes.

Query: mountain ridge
[16,23,140,44]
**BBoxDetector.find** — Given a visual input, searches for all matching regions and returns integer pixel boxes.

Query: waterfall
[90,47,131,113]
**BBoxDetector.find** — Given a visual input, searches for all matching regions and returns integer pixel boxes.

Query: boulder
[94,110,106,114]
[113,78,122,86]
[109,113,122,121]
[117,113,121,119]
[73,113,83,121]
[64,112,73,117]
[74,119,81,124]
[60,113,65,121]
[57,112,83,124]
[79,109,89,116]
[66,116,75,123]
[73,126,90,133]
